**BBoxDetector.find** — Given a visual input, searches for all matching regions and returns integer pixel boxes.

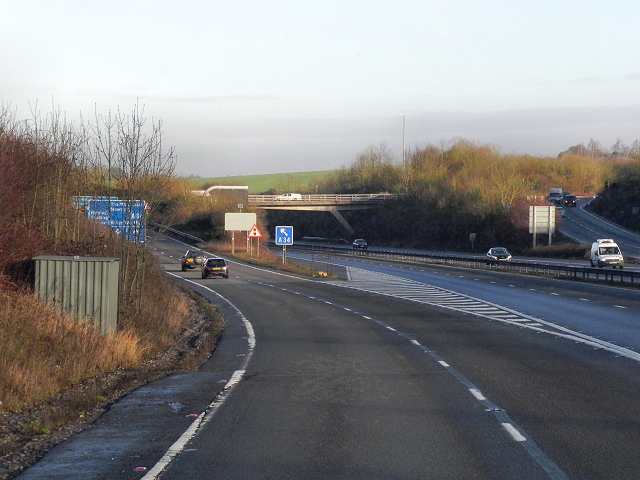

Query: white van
[273,193,302,201]
[590,239,624,268]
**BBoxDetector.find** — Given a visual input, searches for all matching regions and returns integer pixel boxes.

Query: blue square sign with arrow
[275,225,293,245]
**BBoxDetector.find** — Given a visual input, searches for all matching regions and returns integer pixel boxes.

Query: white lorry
[590,239,624,268]
[547,188,563,204]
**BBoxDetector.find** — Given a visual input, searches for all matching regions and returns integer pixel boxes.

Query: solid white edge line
[225,369,246,390]
[141,411,207,479]
[142,368,247,479]
[141,274,256,479]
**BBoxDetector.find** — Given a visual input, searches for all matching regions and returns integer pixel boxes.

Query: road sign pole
[548,208,553,246]
[533,208,537,249]
[283,245,286,264]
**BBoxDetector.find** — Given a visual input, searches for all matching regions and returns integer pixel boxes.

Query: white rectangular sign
[528,206,556,234]
[225,212,257,231]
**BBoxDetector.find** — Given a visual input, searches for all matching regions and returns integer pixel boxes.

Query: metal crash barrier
[277,242,640,286]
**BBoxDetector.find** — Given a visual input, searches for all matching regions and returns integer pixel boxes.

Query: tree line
[268,139,638,252]
[589,159,640,232]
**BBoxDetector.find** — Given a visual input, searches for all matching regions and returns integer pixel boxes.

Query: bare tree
[87,101,177,311]
[587,138,604,158]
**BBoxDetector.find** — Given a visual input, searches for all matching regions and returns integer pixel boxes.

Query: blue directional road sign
[275,225,293,245]
[86,198,147,242]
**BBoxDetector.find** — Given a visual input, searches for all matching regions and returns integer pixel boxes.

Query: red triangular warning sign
[247,224,262,238]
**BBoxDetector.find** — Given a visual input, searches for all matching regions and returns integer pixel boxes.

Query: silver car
[486,247,512,263]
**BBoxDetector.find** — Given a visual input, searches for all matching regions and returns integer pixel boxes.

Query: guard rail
[148,222,204,244]
[274,241,640,287]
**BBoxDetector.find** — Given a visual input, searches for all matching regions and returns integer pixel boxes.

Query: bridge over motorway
[247,193,400,233]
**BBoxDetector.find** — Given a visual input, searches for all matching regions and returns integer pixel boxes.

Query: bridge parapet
[249,193,400,206]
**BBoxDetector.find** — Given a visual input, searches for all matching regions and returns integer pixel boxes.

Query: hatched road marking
[326,267,640,362]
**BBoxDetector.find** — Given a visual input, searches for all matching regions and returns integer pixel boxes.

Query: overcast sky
[2,0,640,177]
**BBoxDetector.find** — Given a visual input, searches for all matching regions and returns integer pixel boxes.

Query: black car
[352,239,368,250]
[201,258,229,279]
[181,249,205,271]
[563,194,577,207]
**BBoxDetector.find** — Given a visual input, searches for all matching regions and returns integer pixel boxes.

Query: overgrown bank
[0,105,225,479]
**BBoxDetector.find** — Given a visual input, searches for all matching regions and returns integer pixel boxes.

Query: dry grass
[0,243,204,414]
[117,249,192,354]
[0,290,143,411]
[206,241,325,277]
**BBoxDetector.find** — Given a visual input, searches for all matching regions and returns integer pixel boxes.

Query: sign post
[274,225,294,264]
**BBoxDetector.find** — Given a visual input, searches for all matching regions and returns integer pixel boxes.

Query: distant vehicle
[181,249,205,271]
[590,239,624,268]
[368,193,393,201]
[563,194,577,207]
[587,194,601,207]
[201,257,229,279]
[486,247,512,263]
[352,239,368,250]
[273,193,302,201]
[547,188,563,203]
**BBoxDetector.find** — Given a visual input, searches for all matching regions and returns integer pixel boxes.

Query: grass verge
[203,241,341,278]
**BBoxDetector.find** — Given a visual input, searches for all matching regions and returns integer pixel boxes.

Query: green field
[183,170,337,194]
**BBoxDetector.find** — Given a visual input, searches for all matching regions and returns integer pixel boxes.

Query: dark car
[352,239,368,250]
[181,249,205,271]
[563,194,577,207]
[201,258,229,279]
[486,247,512,263]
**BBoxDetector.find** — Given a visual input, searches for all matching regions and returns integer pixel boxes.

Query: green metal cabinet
[33,256,120,335]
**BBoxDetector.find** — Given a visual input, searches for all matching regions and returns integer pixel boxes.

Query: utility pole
[399,114,406,167]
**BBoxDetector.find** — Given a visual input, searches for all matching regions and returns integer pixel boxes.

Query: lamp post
[399,114,406,167]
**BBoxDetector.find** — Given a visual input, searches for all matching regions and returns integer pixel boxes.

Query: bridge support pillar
[329,208,354,234]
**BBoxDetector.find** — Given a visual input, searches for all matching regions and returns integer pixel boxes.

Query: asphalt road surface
[559,200,640,259]
[17,236,640,480]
